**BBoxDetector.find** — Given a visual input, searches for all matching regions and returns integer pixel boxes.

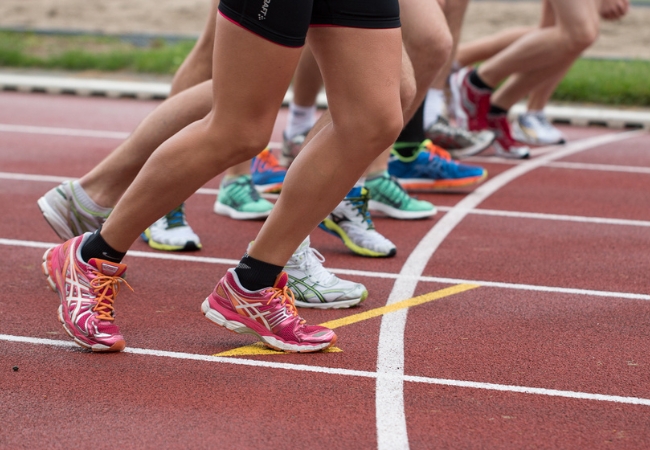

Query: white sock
[423,89,445,130]
[70,180,112,214]
[285,102,316,139]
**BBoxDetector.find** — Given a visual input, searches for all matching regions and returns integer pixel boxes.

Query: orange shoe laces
[266,285,304,324]
[422,140,452,162]
[90,273,133,321]
[257,148,283,172]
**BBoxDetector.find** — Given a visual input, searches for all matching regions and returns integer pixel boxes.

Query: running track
[1,91,650,449]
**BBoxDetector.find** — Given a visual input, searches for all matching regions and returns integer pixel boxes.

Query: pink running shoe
[450,67,492,131]
[487,114,531,159]
[42,233,131,352]
[201,269,337,352]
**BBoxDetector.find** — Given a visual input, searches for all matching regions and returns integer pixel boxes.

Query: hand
[600,0,629,20]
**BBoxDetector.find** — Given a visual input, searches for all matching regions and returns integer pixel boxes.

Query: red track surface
[1,91,649,448]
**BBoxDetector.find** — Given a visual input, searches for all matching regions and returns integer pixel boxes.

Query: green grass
[554,58,650,107]
[0,30,649,106]
[0,31,195,75]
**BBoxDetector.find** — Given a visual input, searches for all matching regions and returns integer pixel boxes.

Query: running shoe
[512,111,566,146]
[251,148,287,194]
[319,187,397,258]
[141,204,202,251]
[388,140,488,191]
[201,268,337,352]
[37,181,111,241]
[425,116,495,159]
[42,233,131,352]
[214,174,274,220]
[365,171,437,219]
[488,114,531,159]
[285,237,368,309]
[450,67,492,131]
[279,131,308,167]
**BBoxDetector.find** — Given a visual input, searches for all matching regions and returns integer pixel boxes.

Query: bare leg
[101,16,304,252]
[250,26,403,265]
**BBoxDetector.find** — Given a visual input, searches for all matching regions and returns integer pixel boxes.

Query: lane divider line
[2,237,648,301]
[2,333,650,407]
[375,129,647,449]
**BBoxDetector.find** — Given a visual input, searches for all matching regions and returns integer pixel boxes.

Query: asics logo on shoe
[223,283,292,330]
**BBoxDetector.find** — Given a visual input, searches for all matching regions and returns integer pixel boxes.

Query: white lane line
[375,129,646,449]
[546,161,650,174]
[3,172,650,228]
[0,123,282,149]
[435,206,650,228]
[0,123,131,139]
[3,333,650,407]
[3,237,648,301]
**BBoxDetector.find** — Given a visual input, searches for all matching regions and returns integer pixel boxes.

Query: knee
[561,21,599,56]
[349,107,404,153]
[405,28,453,90]
[201,117,271,163]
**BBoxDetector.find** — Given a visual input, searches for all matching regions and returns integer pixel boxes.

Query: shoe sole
[318,221,396,258]
[294,289,368,309]
[42,247,125,352]
[213,201,271,220]
[37,196,75,241]
[140,229,202,251]
[446,136,496,159]
[201,299,336,352]
[368,200,437,220]
[253,183,283,195]
[398,172,488,191]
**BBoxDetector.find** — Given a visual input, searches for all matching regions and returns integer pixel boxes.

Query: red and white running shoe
[202,269,337,352]
[450,67,492,131]
[42,233,131,352]
[488,114,531,159]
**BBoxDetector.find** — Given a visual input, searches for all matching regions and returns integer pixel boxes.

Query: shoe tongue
[273,272,289,289]
[88,258,127,277]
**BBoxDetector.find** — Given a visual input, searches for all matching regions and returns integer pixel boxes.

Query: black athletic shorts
[218,0,401,48]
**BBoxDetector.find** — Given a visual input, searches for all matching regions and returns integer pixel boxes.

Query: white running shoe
[141,204,202,251]
[512,111,566,146]
[37,181,111,241]
[279,131,308,167]
[319,187,397,257]
[285,237,368,309]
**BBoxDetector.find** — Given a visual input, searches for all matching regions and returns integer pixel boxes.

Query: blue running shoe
[251,148,287,194]
[388,140,487,191]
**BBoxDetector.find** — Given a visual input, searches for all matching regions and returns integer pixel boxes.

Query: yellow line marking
[213,284,480,357]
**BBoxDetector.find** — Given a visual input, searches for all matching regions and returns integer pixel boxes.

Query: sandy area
[1,1,649,60]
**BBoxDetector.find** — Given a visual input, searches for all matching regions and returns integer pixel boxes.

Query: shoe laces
[255,149,284,173]
[266,284,303,323]
[231,176,262,202]
[374,174,411,207]
[164,204,187,229]
[435,117,475,141]
[345,188,375,230]
[292,245,336,285]
[90,272,133,321]
[422,140,452,162]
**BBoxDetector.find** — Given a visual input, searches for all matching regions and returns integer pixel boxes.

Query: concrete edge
[1,73,649,130]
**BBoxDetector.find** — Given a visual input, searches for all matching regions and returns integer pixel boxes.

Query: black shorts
[218,0,401,47]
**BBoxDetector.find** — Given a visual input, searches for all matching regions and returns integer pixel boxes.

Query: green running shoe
[214,174,274,220]
[365,171,437,219]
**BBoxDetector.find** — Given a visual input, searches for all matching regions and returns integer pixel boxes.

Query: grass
[0,30,649,107]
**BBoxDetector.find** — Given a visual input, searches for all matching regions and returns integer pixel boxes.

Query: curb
[1,73,649,130]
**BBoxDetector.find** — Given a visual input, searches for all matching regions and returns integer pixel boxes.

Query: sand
[1,1,648,60]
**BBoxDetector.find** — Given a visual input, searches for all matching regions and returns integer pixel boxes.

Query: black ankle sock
[395,102,426,158]
[469,69,493,91]
[488,104,508,116]
[81,228,126,264]
[234,253,284,291]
